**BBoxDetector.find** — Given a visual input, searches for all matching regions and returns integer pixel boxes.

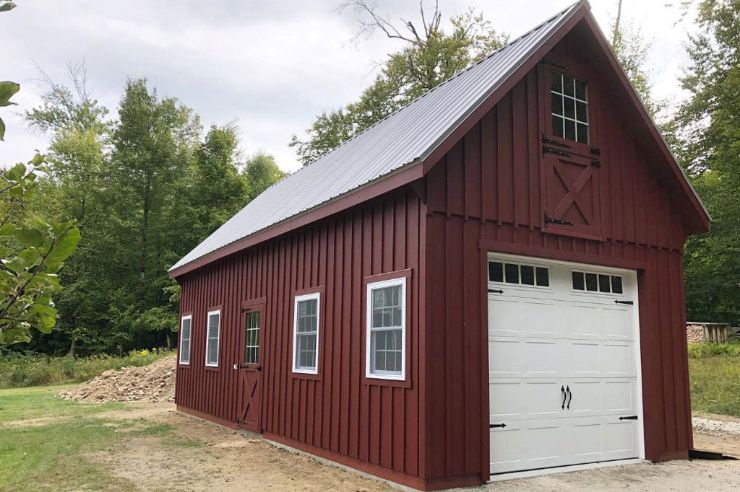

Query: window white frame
[365,277,406,381]
[179,315,192,365]
[205,310,221,367]
[292,292,320,374]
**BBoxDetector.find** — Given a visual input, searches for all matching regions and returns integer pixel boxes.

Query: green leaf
[3,255,26,273]
[46,226,81,267]
[14,227,44,247]
[0,2,16,13]
[0,81,20,106]
[4,163,26,181]
[18,247,42,268]
[0,223,16,237]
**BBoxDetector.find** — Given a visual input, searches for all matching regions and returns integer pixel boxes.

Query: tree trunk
[67,338,77,357]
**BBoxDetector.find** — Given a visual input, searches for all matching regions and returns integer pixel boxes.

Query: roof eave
[168,160,425,279]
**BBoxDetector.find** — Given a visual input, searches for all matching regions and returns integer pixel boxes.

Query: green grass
[0,385,202,491]
[689,342,740,417]
[0,386,133,491]
[0,385,126,423]
[0,349,173,388]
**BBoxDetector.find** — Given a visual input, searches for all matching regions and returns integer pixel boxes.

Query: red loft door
[542,149,602,240]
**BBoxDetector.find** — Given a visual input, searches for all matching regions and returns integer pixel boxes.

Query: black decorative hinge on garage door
[490,423,507,429]
[619,415,638,421]
[614,300,634,305]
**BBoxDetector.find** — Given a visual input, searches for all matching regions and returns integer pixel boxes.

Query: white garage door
[488,254,643,475]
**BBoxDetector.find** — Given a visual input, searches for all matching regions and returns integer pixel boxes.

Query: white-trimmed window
[551,71,589,144]
[179,315,192,365]
[205,310,221,367]
[292,293,320,374]
[366,277,406,380]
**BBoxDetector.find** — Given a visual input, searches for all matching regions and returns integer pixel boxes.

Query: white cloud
[1,0,698,172]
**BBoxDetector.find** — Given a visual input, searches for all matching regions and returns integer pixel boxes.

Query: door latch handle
[566,385,572,410]
[561,385,566,410]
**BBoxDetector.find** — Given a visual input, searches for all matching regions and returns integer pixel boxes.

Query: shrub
[0,349,173,388]
[687,342,740,359]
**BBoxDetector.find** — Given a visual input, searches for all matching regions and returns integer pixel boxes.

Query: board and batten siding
[422,49,694,482]
[176,188,428,486]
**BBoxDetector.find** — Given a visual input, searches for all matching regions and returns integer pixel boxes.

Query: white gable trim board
[486,253,645,477]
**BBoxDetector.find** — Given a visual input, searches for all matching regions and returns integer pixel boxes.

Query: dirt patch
[1,415,67,428]
[88,406,393,492]
[60,355,175,403]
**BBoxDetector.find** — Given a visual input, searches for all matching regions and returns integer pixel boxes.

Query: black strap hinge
[542,133,571,149]
[490,423,507,429]
[543,146,572,157]
[544,212,573,227]
[488,288,504,294]
[614,300,634,305]
[619,415,638,420]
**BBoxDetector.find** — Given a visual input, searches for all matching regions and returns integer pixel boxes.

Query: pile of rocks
[693,416,740,436]
[60,354,176,403]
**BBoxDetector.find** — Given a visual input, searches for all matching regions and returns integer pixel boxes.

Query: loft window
[488,261,549,287]
[293,293,320,374]
[551,71,589,144]
[205,310,221,367]
[572,271,623,294]
[366,277,406,380]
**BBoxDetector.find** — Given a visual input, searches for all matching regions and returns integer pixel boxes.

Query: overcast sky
[1,0,697,172]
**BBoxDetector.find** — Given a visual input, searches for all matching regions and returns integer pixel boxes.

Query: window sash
[179,316,191,365]
[366,277,406,381]
[292,293,320,374]
[205,310,220,367]
[551,71,589,144]
[244,311,260,364]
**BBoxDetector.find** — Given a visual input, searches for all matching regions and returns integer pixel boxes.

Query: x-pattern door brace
[551,160,594,224]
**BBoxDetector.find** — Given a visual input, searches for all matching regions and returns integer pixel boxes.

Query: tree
[25,65,113,354]
[0,160,80,345]
[0,1,19,140]
[290,1,507,165]
[107,78,200,349]
[0,2,81,346]
[244,152,285,200]
[672,0,740,324]
[610,20,663,118]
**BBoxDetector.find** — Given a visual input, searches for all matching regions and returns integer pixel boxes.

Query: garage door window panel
[488,260,550,288]
[572,270,625,295]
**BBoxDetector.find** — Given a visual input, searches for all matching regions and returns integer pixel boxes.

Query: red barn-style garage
[169,1,710,489]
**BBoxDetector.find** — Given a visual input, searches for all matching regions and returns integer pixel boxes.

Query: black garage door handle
[566,385,572,410]
[561,385,566,410]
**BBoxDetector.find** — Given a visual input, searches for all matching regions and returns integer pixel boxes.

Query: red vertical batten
[174,20,703,491]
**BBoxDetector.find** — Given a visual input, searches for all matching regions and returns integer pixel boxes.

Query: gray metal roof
[171,2,582,272]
